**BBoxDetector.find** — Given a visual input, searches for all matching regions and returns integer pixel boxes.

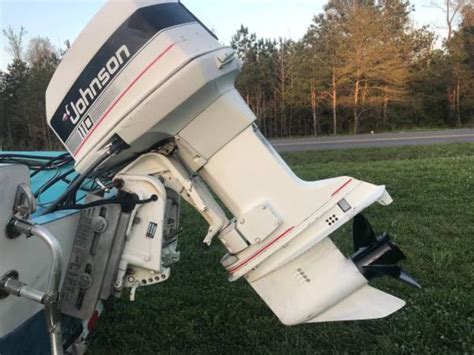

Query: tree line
[0,0,473,151]
[231,0,473,137]
[0,28,66,150]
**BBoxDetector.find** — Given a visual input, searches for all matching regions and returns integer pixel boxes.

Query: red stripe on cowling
[87,310,100,332]
[331,178,353,197]
[73,43,176,156]
[227,227,295,274]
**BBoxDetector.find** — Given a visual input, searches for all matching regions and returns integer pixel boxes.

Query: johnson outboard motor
[1,1,419,354]
[46,0,420,326]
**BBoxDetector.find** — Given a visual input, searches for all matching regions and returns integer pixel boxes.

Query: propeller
[351,214,421,289]
[353,214,377,251]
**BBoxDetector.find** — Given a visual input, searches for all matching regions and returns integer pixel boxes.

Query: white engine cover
[46,0,232,173]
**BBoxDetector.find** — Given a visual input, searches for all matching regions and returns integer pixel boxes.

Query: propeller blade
[353,214,376,251]
[376,241,406,265]
[399,270,422,289]
[363,265,421,289]
[363,264,401,278]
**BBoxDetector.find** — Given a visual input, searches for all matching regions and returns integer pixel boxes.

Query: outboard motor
[1,1,420,353]
[46,0,419,324]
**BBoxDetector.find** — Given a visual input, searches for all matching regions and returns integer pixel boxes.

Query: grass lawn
[89,143,474,354]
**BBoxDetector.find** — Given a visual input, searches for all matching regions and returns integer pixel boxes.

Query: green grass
[89,143,474,354]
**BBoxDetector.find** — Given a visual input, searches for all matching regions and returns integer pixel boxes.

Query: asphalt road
[270,128,474,152]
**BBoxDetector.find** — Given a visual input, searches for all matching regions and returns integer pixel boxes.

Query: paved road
[270,128,474,152]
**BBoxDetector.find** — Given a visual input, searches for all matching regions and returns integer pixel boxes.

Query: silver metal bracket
[0,270,19,300]
[61,201,130,320]
[3,218,65,355]
[13,183,36,218]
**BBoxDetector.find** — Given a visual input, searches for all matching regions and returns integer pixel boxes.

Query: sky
[0,0,449,71]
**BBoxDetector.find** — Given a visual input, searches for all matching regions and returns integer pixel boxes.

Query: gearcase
[0,1,419,353]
